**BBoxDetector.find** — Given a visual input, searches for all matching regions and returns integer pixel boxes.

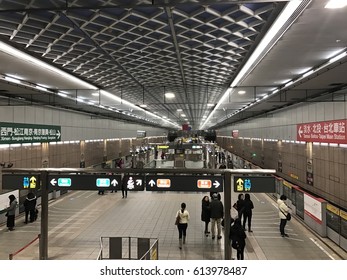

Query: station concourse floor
[1,161,346,260]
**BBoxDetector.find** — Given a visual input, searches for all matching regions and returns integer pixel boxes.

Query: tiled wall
[0,136,166,170]
[218,136,347,210]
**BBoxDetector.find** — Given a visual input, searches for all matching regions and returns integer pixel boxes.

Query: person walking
[277,194,290,237]
[229,218,247,260]
[6,194,18,231]
[175,202,190,249]
[242,193,254,232]
[121,179,128,198]
[24,192,37,223]
[201,196,211,236]
[210,193,224,240]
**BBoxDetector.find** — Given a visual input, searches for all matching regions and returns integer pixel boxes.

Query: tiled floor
[0,160,346,260]
[1,189,346,260]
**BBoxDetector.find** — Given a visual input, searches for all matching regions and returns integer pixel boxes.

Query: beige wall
[0,136,166,169]
[218,136,347,210]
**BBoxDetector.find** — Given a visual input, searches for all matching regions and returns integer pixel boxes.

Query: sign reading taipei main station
[296,119,346,144]
[0,122,61,144]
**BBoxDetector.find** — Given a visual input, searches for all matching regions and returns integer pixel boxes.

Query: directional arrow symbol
[56,130,61,138]
[149,179,155,187]
[111,179,118,186]
[298,126,303,137]
[136,179,142,186]
[213,181,220,188]
[50,178,57,186]
[236,178,244,185]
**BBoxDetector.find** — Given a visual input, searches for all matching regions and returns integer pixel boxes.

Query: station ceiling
[0,0,346,130]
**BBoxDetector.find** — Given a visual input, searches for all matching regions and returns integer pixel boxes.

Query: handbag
[231,239,240,249]
[280,209,291,221]
[286,212,291,221]
[175,215,180,225]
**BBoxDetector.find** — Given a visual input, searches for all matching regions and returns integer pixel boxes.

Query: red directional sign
[296,119,346,144]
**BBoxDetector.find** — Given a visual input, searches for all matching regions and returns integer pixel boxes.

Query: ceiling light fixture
[238,90,246,94]
[325,0,347,9]
[165,92,175,99]
[0,41,180,129]
[0,41,96,90]
[200,0,303,129]
[4,76,21,84]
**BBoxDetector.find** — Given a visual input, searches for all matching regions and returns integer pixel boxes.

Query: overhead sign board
[2,174,41,190]
[0,122,61,144]
[146,175,223,192]
[234,176,275,193]
[48,175,121,190]
[297,119,346,144]
[120,175,145,191]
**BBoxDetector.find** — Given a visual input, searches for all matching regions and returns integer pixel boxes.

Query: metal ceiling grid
[0,0,281,129]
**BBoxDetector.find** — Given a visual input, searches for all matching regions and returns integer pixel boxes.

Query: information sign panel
[0,122,61,144]
[146,175,223,192]
[234,176,275,193]
[121,175,145,191]
[2,174,41,190]
[48,175,122,190]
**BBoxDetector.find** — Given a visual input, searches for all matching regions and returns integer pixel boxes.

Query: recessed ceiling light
[181,114,186,117]
[92,92,99,96]
[238,90,246,94]
[165,92,175,99]
[139,104,147,108]
[177,109,183,112]
[207,104,214,107]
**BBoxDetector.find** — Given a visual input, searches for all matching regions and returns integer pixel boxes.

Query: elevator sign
[2,174,40,190]
[234,176,275,193]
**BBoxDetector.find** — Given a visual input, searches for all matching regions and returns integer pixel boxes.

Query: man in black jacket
[210,193,224,240]
[24,192,37,223]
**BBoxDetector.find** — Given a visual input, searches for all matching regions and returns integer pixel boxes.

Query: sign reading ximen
[296,119,346,144]
[0,122,61,144]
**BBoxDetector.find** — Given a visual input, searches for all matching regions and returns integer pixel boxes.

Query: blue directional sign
[48,175,121,190]
[146,175,223,192]
[96,178,110,187]
[57,178,72,187]
[2,174,40,190]
[234,176,275,193]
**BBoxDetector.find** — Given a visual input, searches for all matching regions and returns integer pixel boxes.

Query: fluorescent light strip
[0,41,180,129]
[0,41,96,89]
[325,0,347,9]
[200,0,302,129]
[5,76,21,84]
